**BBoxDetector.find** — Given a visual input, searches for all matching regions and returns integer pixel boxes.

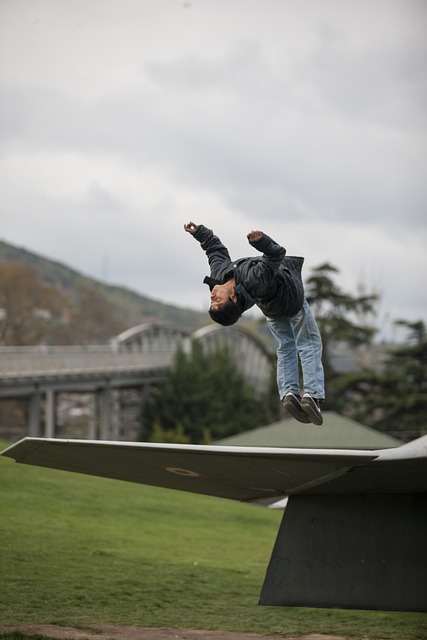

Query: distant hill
[0,239,206,331]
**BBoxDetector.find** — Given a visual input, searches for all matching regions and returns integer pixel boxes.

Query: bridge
[0,323,273,441]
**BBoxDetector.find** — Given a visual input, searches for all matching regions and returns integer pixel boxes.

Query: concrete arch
[113,321,274,395]
[112,323,190,352]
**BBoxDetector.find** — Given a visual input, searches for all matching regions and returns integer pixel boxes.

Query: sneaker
[301,393,323,426]
[282,392,310,424]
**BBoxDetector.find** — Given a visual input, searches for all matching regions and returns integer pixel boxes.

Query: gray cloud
[0,0,426,337]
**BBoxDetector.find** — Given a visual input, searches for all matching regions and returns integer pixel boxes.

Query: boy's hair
[208,297,243,326]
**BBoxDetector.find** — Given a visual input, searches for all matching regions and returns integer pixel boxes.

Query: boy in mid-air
[184,221,325,425]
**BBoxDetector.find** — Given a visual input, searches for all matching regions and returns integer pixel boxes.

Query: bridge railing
[0,345,174,379]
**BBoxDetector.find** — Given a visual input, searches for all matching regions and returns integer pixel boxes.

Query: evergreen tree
[305,262,379,414]
[305,262,379,380]
[358,320,427,440]
[139,341,273,443]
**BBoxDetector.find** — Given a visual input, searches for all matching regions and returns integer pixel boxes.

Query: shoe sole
[301,400,323,426]
[283,397,311,424]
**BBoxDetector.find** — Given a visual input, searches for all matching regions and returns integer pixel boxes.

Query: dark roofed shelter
[215,411,401,450]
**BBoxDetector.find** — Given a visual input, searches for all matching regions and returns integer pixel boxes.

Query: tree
[67,283,127,344]
[0,263,128,345]
[305,262,379,381]
[361,320,427,440]
[0,262,69,345]
[140,341,273,443]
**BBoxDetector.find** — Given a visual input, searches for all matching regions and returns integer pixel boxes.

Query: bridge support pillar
[44,388,56,438]
[97,385,120,441]
[28,390,42,437]
[111,390,120,440]
[88,394,97,440]
[99,386,112,440]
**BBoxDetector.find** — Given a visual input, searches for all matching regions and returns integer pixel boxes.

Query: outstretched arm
[184,221,233,280]
[245,229,286,293]
[247,230,285,264]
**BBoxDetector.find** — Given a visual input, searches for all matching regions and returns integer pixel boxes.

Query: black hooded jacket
[193,225,305,319]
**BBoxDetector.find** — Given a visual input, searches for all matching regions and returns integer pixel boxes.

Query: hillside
[0,239,206,330]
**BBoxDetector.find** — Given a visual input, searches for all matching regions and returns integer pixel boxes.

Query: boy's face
[209,283,237,312]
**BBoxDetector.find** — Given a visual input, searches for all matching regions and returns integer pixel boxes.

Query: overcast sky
[1,0,426,340]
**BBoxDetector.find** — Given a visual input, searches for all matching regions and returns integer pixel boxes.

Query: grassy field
[0,439,426,640]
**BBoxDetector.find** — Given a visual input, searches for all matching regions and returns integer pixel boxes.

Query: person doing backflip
[184,221,325,425]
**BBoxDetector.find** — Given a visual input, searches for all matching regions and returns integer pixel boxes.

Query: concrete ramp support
[260,493,427,612]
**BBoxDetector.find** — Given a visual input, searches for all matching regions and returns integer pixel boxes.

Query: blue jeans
[266,299,325,401]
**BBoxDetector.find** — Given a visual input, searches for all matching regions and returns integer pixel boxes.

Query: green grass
[1,440,426,640]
